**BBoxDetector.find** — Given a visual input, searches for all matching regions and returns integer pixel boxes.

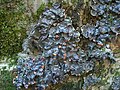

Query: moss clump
[0,0,29,59]
[0,70,16,90]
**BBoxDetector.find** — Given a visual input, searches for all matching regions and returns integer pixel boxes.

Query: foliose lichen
[110,76,120,90]
[13,1,119,90]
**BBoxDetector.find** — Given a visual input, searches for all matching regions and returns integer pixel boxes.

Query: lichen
[13,1,120,90]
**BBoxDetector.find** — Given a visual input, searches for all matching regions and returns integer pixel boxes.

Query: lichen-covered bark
[13,0,120,90]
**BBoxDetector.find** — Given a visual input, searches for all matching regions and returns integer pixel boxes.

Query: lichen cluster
[13,1,120,90]
[84,0,120,46]
[110,76,120,90]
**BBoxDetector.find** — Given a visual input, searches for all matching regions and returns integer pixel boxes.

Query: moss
[0,70,16,90]
[0,0,29,59]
